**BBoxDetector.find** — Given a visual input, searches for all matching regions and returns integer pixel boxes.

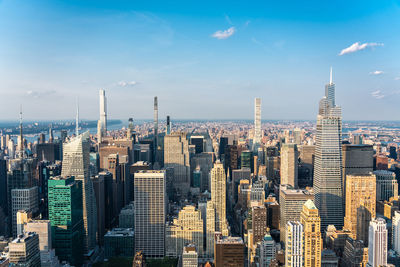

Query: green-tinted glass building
[240,150,253,172]
[48,176,83,266]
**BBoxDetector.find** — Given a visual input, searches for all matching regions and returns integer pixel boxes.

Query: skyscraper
[393,211,400,255]
[154,96,158,162]
[259,233,276,267]
[285,221,303,267]
[134,170,166,258]
[279,185,313,242]
[210,161,229,235]
[99,89,107,135]
[61,132,97,252]
[314,69,344,230]
[214,236,245,267]
[254,97,262,149]
[166,205,204,257]
[164,132,190,195]
[48,176,83,266]
[343,174,376,244]
[300,200,322,267]
[8,232,41,267]
[367,218,388,267]
[374,170,398,201]
[280,143,299,188]
[11,187,39,237]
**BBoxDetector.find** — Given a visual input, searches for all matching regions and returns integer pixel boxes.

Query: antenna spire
[76,98,79,136]
[330,66,333,84]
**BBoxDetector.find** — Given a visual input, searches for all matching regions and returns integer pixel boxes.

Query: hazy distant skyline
[0,0,399,121]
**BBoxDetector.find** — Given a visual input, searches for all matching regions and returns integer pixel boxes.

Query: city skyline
[1,0,400,120]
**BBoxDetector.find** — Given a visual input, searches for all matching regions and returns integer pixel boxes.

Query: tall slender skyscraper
[166,115,171,135]
[254,97,261,149]
[300,200,322,267]
[61,132,97,252]
[99,89,107,135]
[154,96,158,162]
[285,221,304,267]
[314,68,344,230]
[210,161,229,235]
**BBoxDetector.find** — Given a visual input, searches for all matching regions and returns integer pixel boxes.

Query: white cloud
[211,27,236,39]
[395,77,400,81]
[118,81,138,87]
[26,90,56,98]
[339,42,384,56]
[371,90,385,99]
[370,70,384,75]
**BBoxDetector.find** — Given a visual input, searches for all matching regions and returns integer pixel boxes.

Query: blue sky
[0,0,399,121]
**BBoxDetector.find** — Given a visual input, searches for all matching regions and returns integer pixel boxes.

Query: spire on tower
[330,67,333,84]
[76,98,79,136]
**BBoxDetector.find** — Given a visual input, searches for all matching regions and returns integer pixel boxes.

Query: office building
[166,205,204,257]
[259,233,276,267]
[367,218,388,267]
[134,170,166,258]
[314,69,344,230]
[342,144,374,208]
[393,211,400,255]
[48,176,83,266]
[104,228,135,258]
[280,143,299,188]
[321,249,338,267]
[374,170,398,201]
[300,200,322,267]
[164,132,190,195]
[210,161,229,235]
[214,236,245,267]
[342,238,368,267]
[205,201,216,258]
[279,185,313,241]
[182,245,198,267]
[343,174,376,244]
[119,202,134,228]
[8,232,41,267]
[11,186,39,237]
[252,205,267,245]
[61,132,97,252]
[285,221,303,267]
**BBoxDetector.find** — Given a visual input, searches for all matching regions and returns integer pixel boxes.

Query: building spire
[330,66,333,84]
[76,98,79,136]
[19,105,24,158]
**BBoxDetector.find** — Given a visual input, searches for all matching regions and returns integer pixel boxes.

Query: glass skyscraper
[313,69,344,230]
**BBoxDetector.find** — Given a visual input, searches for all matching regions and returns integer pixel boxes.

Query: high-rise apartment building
[154,96,158,162]
[8,232,41,267]
[374,170,398,201]
[214,236,245,267]
[300,200,322,267]
[285,221,303,267]
[61,132,97,252]
[99,89,107,135]
[134,170,166,258]
[314,70,344,230]
[280,143,299,188]
[367,218,388,267]
[164,132,190,194]
[254,97,262,149]
[343,174,376,244]
[279,185,313,241]
[48,176,83,266]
